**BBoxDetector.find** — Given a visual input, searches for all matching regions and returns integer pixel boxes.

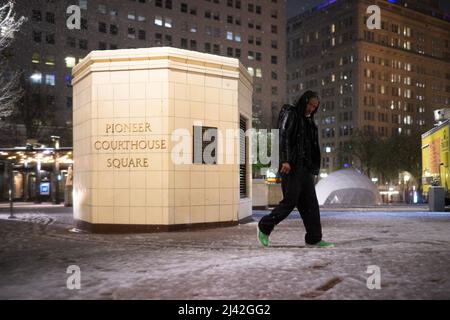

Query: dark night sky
[286,0,450,18]
[286,0,323,18]
[440,0,450,12]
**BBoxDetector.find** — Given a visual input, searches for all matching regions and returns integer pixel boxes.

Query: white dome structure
[316,169,382,206]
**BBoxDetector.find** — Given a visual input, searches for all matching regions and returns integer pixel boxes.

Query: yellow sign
[429,137,441,175]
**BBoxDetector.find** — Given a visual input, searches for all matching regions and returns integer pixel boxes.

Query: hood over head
[294,90,320,118]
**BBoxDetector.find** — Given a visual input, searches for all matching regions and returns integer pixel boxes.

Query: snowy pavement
[0,205,449,299]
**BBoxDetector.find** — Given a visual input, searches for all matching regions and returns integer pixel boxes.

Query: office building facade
[287,0,450,173]
[8,0,286,139]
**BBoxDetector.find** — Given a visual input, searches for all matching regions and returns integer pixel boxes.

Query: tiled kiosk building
[71,47,253,232]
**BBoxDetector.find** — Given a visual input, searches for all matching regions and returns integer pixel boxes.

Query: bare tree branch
[0,0,26,51]
[0,0,26,119]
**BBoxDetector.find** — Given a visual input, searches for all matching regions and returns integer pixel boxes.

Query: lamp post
[34,156,41,204]
[8,161,15,219]
[51,136,61,205]
[0,160,16,219]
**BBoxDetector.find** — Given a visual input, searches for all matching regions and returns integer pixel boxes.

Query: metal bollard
[7,162,16,219]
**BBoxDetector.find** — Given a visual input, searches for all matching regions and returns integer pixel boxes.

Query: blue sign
[40,182,50,195]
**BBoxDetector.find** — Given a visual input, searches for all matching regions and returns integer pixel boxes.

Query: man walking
[257,91,335,248]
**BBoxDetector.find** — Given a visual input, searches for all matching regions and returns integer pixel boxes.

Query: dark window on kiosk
[193,126,217,164]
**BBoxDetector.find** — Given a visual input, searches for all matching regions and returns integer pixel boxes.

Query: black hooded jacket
[278,91,321,175]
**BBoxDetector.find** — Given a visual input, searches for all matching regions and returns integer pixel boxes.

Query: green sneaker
[257,226,269,247]
[306,240,335,248]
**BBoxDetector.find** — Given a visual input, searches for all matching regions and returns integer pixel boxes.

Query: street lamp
[0,160,16,219]
[51,136,61,205]
[34,154,41,204]
[8,161,16,219]
[404,174,410,183]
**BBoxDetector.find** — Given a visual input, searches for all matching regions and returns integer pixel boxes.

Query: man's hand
[280,162,291,174]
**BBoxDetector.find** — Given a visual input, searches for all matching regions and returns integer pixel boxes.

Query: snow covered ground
[0,205,449,299]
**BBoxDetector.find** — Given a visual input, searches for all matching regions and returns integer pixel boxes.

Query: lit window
[32,53,40,64]
[227,31,233,40]
[79,0,87,10]
[128,12,136,20]
[404,41,411,50]
[45,74,56,86]
[247,67,254,77]
[65,57,76,68]
[30,73,42,84]
[234,33,241,42]
[404,116,412,125]
[165,17,172,28]
[138,16,146,22]
[404,77,411,85]
[154,16,163,26]
[255,68,262,78]
[128,28,136,39]
[45,56,55,66]
[403,27,411,37]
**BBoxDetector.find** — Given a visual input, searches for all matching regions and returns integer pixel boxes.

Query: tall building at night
[287,0,450,174]
[7,0,286,144]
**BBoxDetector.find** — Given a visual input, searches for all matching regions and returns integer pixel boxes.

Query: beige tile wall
[72,47,253,228]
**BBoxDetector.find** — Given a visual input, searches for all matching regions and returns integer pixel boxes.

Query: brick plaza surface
[0,203,449,299]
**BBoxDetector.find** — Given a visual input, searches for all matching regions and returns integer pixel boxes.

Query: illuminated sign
[40,182,50,195]
[316,0,337,10]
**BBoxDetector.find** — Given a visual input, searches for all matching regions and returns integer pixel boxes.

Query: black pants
[258,165,322,245]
